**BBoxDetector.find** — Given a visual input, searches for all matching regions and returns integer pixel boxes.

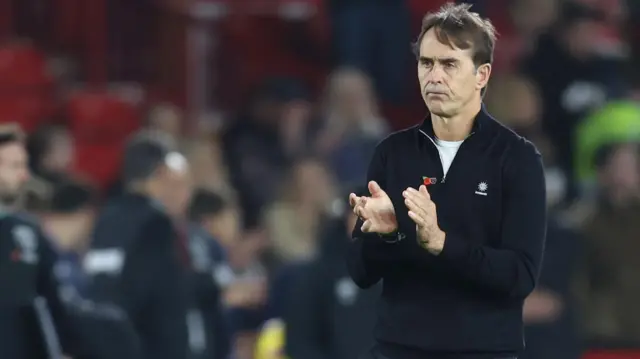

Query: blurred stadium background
[1,0,640,358]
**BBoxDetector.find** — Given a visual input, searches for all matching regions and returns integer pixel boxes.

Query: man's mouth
[424,87,446,95]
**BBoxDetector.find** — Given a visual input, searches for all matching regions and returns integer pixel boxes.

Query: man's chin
[427,105,449,117]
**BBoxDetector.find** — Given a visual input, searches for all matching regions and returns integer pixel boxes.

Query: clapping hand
[403,186,445,255]
[349,181,397,234]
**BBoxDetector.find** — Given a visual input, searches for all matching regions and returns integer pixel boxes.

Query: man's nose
[426,67,446,83]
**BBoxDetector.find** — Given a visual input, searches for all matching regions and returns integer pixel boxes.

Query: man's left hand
[403,186,446,255]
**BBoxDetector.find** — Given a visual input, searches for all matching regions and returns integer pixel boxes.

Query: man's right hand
[349,181,397,234]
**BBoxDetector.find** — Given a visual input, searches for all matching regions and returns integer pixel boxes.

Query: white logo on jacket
[12,225,39,264]
[475,181,488,196]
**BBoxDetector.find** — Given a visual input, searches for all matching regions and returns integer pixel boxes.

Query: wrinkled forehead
[419,27,474,62]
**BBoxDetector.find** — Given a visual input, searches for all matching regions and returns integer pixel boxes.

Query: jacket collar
[418,103,493,140]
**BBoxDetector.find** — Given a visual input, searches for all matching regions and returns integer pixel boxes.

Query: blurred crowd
[2,0,640,358]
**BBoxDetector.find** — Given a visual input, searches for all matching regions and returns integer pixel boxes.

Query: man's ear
[475,63,492,90]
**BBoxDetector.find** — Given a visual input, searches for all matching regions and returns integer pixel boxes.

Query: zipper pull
[441,176,446,184]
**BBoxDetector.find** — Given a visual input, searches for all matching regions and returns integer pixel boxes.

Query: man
[347,3,547,359]
[186,189,240,359]
[522,1,624,201]
[43,180,97,301]
[189,189,268,359]
[84,131,192,359]
[0,124,78,358]
[285,188,379,359]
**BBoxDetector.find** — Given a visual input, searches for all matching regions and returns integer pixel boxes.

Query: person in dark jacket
[0,126,74,359]
[44,179,97,301]
[187,189,238,359]
[0,124,78,358]
[84,131,192,359]
[0,124,144,359]
[189,189,270,358]
[347,4,546,359]
[521,217,582,359]
[285,189,380,359]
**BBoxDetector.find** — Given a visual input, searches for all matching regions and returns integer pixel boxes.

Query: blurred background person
[189,189,269,359]
[0,124,79,358]
[521,168,582,359]
[315,68,388,191]
[42,179,97,302]
[573,66,640,197]
[263,156,337,269]
[326,0,412,103]
[84,132,192,359]
[283,187,379,359]
[183,138,236,200]
[222,77,314,230]
[521,1,627,203]
[26,124,75,184]
[576,142,640,348]
[146,103,183,143]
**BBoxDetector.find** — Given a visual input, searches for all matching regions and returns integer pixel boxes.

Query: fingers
[368,181,383,196]
[408,209,436,228]
[407,186,430,200]
[350,194,362,213]
[408,211,426,227]
[404,196,428,219]
[349,193,360,215]
[353,196,368,218]
[404,187,436,228]
[361,219,372,232]
[349,193,358,208]
[403,188,432,209]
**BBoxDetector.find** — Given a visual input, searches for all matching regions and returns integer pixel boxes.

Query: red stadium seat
[65,88,142,189]
[214,0,326,108]
[0,43,53,131]
[66,88,141,141]
[0,43,53,88]
[0,43,54,131]
[0,95,48,132]
[73,142,127,191]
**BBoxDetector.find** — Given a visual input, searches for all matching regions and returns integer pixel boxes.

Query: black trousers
[360,345,517,359]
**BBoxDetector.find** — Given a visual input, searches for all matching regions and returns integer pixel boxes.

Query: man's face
[158,163,193,217]
[332,73,375,121]
[0,142,30,204]
[417,28,490,117]
[203,208,241,248]
[601,144,639,197]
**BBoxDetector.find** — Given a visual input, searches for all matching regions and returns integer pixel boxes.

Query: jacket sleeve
[438,141,547,299]
[284,264,329,359]
[122,216,189,359]
[346,142,394,289]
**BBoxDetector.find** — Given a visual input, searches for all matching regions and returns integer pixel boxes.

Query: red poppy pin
[422,176,437,186]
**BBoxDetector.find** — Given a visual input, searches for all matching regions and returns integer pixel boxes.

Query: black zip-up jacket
[0,212,77,358]
[346,106,547,359]
[85,193,189,359]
